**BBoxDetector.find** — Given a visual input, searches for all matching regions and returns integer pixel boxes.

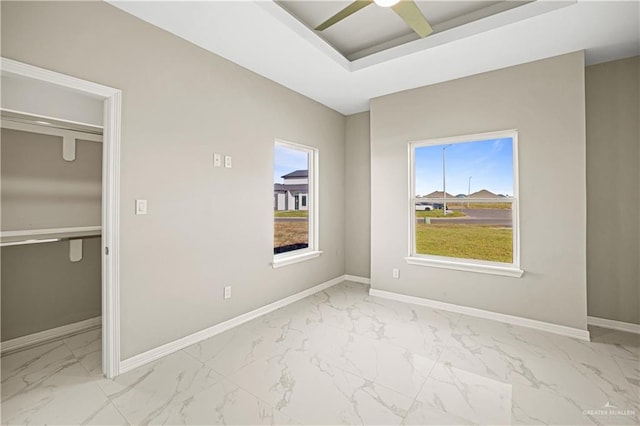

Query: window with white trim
[273,140,320,267]
[408,130,521,276]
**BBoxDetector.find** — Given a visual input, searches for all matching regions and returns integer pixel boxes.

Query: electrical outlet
[392,268,400,279]
[224,155,232,168]
[213,153,222,167]
[224,286,232,300]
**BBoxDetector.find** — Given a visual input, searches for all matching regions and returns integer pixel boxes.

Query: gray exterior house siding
[274,170,309,211]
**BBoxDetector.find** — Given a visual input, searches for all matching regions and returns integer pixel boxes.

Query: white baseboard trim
[120,274,347,374]
[369,289,590,341]
[588,316,640,335]
[344,274,371,285]
[1,316,102,355]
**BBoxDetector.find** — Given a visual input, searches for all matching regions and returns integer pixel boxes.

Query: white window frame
[272,139,321,268]
[406,129,523,278]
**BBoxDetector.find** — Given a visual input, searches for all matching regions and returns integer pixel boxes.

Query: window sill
[272,250,322,269]
[405,256,524,278]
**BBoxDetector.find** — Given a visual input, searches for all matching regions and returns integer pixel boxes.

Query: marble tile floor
[2,281,638,425]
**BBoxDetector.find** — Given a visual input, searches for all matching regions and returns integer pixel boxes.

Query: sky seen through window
[415,137,514,196]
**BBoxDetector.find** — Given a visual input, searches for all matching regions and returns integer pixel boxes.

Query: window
[273,140,320,267]
[407,130,522,277]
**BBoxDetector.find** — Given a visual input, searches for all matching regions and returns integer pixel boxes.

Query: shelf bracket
[69,239,83,262]
[62,135,76,161]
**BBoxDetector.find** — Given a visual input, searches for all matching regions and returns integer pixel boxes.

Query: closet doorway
[0,58,121,378]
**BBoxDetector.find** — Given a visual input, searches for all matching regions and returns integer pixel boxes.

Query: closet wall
[1,81,104,342]
[1,238,102,340]
[1,129,103,341]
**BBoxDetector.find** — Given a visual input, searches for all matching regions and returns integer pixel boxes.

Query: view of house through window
[274,142,310,255]
[411,131,517,265]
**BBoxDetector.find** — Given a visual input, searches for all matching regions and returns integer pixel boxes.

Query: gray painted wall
[1,239,102,341]
[586,56,640,325]
[345,112,371,278]
[1,1,346,359]
[1,129,102,341]
[370,52,588,330]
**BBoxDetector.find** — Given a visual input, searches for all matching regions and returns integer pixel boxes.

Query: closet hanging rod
[0,234,101,248]
[0,119,103,141]
[1,226,102,246]
[0,109,103,135]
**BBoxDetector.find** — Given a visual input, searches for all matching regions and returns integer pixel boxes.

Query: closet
[1,82,104,353]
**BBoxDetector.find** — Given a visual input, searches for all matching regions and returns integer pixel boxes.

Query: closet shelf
[0,226,101,246]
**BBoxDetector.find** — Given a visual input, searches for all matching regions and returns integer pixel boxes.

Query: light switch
[213,153,222,167]
[135,199,148,215]
[224,155,232,168]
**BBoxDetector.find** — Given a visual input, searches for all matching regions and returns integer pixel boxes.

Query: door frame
[1,57,122,378]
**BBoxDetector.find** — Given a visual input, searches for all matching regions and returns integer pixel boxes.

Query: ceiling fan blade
[391,1,433,38]
[315,0,373,31]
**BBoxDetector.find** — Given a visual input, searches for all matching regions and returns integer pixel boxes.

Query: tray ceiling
[278,1,530,60]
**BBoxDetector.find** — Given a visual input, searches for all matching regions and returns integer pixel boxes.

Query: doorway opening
[0,58,122,378]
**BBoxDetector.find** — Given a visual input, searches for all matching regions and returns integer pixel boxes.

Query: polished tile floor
[2,281,638,425]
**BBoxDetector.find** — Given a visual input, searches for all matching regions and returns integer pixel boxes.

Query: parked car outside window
[415,202,434,211]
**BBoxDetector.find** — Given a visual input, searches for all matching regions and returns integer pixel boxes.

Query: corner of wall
[344,111,372,279]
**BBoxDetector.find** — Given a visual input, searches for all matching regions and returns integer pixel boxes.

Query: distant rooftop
[420,189,505,198]
[274,183,308,192]
[422,191,454,199]
[469,189,498,198]
[282,170,308,179]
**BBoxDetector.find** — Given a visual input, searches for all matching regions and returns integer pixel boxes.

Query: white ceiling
[109,1,639,115]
